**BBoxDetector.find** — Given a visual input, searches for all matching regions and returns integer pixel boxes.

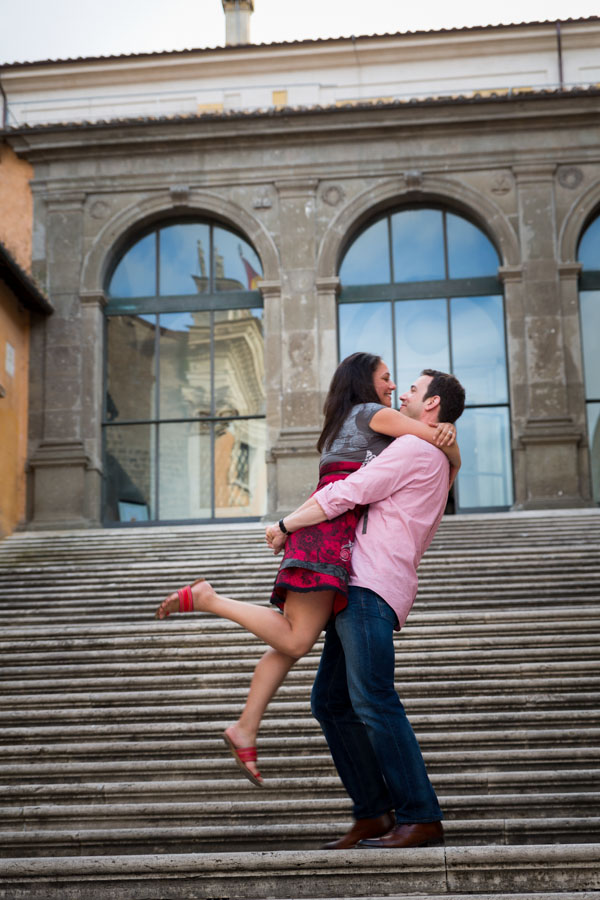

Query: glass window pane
[108,233,156,298]
[391,209,445,282]
[104,424,156,522]
[215,419,267,517]
[106,315,156,422]
[587,403,600,504]
[159,422,212,519]
[580,291,600,399]
[450,296,508,405]
[159,311,211,419]
[456,407,513,509]
[338,302,393,376]
[394,299,449,396]
[159,223,210,296]
[339,218,391,286]
[578,217,600,269]
[447,213,499,278]
[214,309,265,416]
[213,228,263,292]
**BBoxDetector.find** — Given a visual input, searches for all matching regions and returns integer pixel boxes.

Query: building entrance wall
[10,92,599,527]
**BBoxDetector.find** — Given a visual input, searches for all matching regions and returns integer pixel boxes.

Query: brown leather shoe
[359,821,444,848]
[322,811,395,849]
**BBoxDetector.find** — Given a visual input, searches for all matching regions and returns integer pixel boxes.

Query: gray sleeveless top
[320,402,394,467]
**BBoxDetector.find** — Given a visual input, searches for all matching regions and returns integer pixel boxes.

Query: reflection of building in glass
[105,308,265,522]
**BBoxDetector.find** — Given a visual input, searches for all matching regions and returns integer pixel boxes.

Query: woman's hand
[266,523,287,555]
[431,422,456,447]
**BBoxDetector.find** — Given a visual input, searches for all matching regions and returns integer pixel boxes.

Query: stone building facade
[2,18,600,529]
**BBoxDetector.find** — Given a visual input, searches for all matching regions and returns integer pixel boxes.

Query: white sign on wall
[5,342,15,377]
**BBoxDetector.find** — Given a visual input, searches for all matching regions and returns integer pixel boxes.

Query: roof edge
[1,15,599,69]
[4,84,600,137]
[0,242,53,314]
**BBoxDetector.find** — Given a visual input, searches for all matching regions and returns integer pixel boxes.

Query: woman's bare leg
[157,582,333,659]
[224,648,297,782]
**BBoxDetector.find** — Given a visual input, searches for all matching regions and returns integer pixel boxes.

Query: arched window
[103,220,266,524]
[578,215,600,503]
[338,207,512,512]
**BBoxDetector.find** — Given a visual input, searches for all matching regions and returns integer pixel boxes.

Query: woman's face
[373,360,396,407]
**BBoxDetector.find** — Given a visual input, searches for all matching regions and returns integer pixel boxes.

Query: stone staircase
[0,510,599,899]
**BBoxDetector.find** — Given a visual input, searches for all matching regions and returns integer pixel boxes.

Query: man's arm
[265,435,426,553]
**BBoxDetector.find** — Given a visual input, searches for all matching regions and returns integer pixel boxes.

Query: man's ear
[425,394,441,412]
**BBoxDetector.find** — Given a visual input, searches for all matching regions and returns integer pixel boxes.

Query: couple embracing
[156,352,465,850]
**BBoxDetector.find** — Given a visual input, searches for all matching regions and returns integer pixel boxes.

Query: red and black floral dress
[270,402,393,617]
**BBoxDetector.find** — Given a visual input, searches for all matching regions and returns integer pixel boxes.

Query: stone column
[27,192,94,528]
[268,179,322,515]
[511,165,586,508]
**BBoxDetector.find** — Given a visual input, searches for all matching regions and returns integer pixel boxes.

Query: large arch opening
[103,217,267,524]
[337,205,513,512]
[578,212,600,504]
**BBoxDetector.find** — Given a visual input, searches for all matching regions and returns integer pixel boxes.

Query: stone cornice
[558,261,583,280]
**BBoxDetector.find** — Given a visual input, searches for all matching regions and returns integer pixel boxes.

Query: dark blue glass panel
[578,217,600,268]
[450,296,508,405]
[109,233,156,298]
[394,299,449,395]
[214,308,265,415]
[338,302,393,382]
[587,402,600,504]
[391,209,445,282]
[581,291,600,399]
[106,314,156,422]
[214,228,263,292]
[339,218,391,286]
[447,213,499,278]
[456,406,513,509]
[105,424,156,522]
[159,422,211,519]
[159,223,210,296]
[159,311,210,419]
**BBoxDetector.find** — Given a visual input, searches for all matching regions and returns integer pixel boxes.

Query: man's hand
[266,523,287,555]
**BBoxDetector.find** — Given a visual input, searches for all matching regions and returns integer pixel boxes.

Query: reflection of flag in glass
[239,245,261,289]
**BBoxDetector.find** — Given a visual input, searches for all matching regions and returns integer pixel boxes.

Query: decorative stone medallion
[89,200,111,219]
[322,185,345,207]
[557,167,583,190]
[490,173,513,195]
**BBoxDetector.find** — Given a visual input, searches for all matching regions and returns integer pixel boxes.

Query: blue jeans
[311,585,443,824]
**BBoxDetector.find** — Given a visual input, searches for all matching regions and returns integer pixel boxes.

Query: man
[267,369,465,849]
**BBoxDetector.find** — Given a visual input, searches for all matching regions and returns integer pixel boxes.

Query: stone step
[0,817,599,858]
[1,792,599,831]
[1,768,599,807]
[0,844,599,899]
[2,747,599,784]
[2,708,598,740]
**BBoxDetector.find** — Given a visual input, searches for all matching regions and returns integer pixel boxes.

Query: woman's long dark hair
[317,352,382,453]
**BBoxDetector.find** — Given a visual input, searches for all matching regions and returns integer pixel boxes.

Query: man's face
[399,374,434,421]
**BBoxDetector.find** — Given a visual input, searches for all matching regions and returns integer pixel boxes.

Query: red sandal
[223,731,263,787]
[155,579,204,618]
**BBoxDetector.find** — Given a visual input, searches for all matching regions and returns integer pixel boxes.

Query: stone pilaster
[27,192,94,528]
[510,166,586,508]
[268,179,322,514]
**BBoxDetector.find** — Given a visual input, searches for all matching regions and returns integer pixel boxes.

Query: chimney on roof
[222,0,254,46]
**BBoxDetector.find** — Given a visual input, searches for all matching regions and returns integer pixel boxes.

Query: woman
[155,353,460,786]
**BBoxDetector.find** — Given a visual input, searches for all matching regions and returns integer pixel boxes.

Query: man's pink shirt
[314,434,449,629]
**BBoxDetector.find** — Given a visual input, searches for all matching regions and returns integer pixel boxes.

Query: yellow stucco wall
[0,141,34,536]
[0,284,30,536]
[0,142,33,270]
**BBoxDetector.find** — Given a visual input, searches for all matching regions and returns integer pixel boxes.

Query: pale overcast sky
[0,0,598,65]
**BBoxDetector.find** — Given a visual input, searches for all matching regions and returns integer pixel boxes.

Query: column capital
[557,261,583,281]
[512,163,557,184]
[275,179,319,199]
[80,290,107,308]
[316,276,340,296]
[498,264,524,284]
